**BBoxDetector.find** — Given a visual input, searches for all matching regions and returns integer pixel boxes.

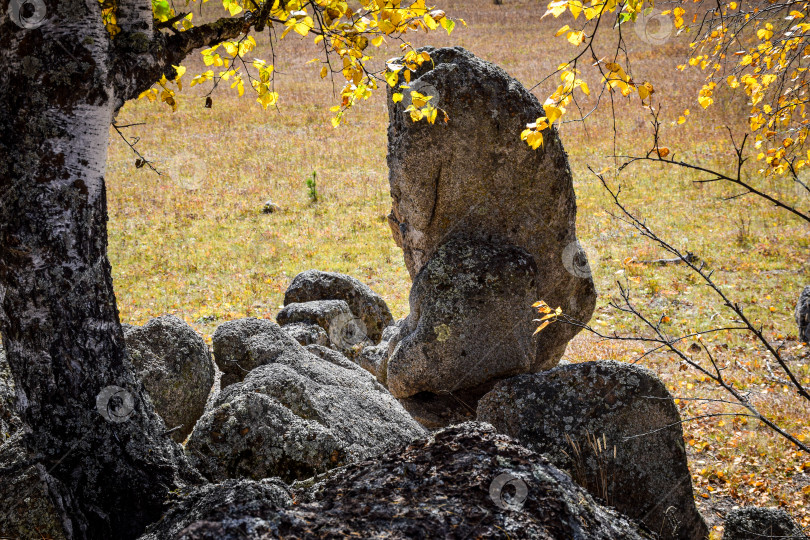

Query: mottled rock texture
[281,321,329,347]
[477,361,708,540]
[138,479,293,540]
[284,270,394,343]
[797,286,810,343]
[304,344,359,372]
[386,46,596,373]
[276,299,367,353]
[186,334,424,483]
[141,423,653,540]
[212,318,299,388]
[0,342,20,443]
[123,316,215,442]
[723,507,805,540]
[355,318,405,385]
[387,237,539,399]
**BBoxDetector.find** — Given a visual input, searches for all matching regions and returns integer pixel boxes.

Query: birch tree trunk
[0,1,203,538]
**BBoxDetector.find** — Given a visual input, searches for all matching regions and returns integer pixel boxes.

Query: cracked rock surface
[143,423,654,540]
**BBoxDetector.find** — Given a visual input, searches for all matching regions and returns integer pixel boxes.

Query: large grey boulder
[797,286,810,343]
[386,237,539,399]
[212,318,299,388]
[123,316,215,442]
[186,334,425,483]
[141,423,654,540]
[284,270,394,343]
[386,46,596,371]
[477,361,708,540]
[723,507,805,540]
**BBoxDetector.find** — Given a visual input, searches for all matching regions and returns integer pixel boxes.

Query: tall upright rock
[385,47,596,409]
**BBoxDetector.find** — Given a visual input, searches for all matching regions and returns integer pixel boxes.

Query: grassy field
[107,1,809,535]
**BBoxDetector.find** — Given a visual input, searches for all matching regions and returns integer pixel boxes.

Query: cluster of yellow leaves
[664,6,686,29]
[134,0,458,124]
[385,48,433,87]
[188,37,264,104]
[382,45,450,126]
[527,0,810,177]
[671,2,810,177]
[521,61,651,149]
[533,300,562,334]
[99,0,120,36]
[521,0,657,149]
[138,66,187,111]
[330,4,458,126]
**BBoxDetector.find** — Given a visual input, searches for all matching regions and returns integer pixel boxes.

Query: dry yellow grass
[106,1,809,534]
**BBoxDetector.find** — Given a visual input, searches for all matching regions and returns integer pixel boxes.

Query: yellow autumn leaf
[567,30,585,46]
[544,104,563,124]
[580,81,590,95]
[411,91,431,108]
[569,0,582,19]
[384,70,399,87]
[423,13,439,30]
[638,84,650,100]
[556,25,570,37]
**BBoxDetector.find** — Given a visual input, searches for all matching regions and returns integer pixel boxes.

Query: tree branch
[113,13,253,105]
[594,169,810,404]
[162,15,252,68]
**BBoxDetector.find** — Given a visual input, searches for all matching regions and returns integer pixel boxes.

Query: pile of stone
[377,47,708,539]
[7,46,799,540]
[187,316,424,483]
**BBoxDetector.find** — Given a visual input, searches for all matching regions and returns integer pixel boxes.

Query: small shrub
[306,171,318,203]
